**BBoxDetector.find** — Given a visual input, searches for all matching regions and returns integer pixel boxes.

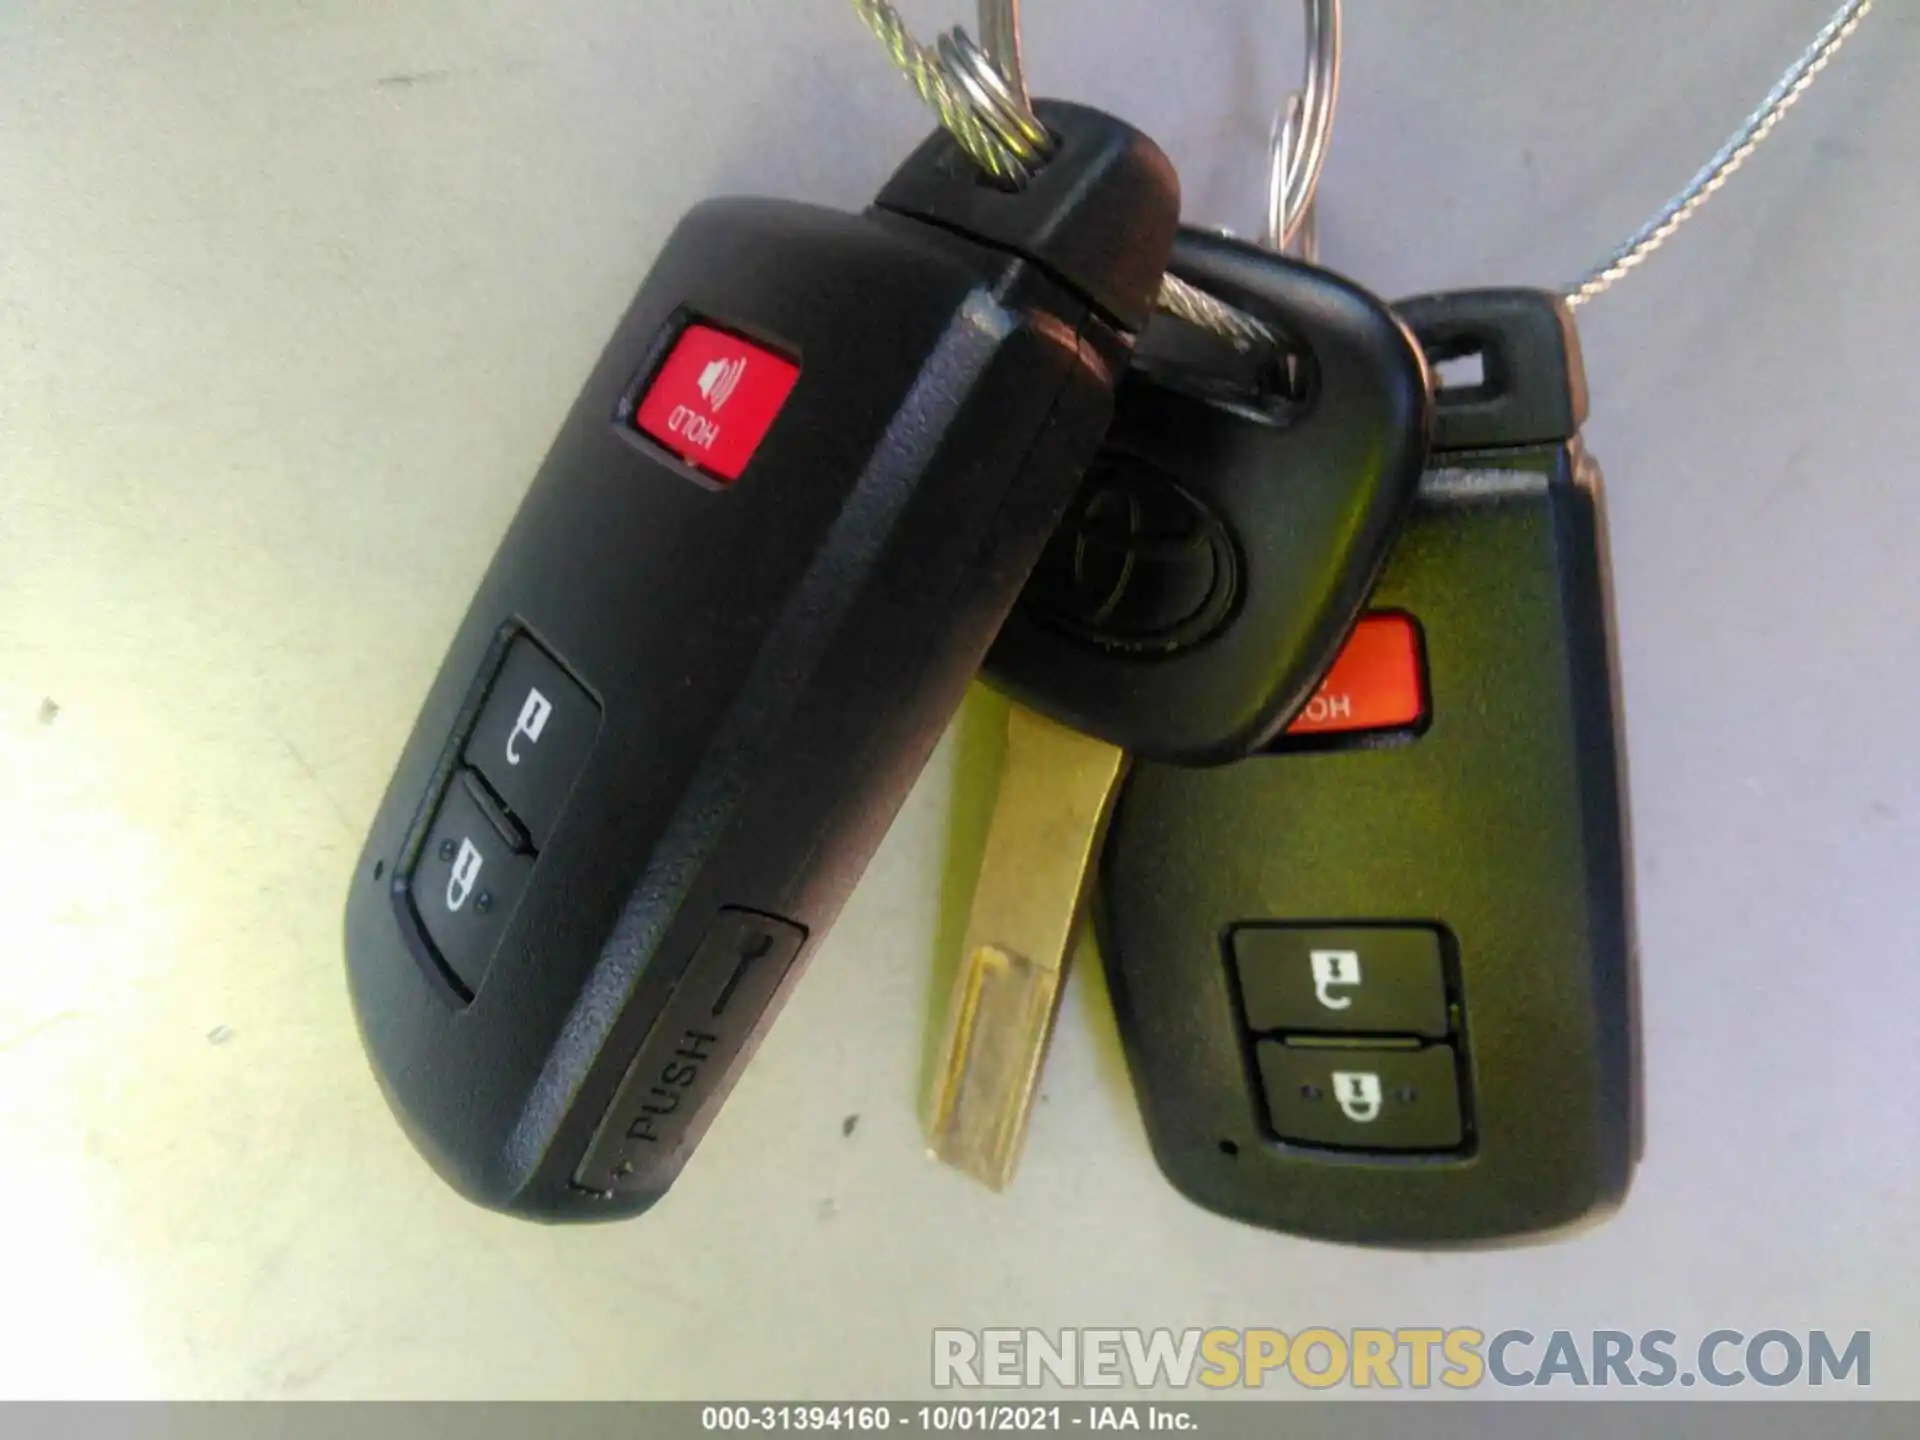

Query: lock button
[413,772,535,996]
[1258,1041,1464,1152]
[464,637,599,848]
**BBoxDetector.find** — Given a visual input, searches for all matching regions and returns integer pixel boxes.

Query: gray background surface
[1,0,1915,1402]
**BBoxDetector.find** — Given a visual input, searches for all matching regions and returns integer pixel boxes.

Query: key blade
[926,703,1127,1190]
[927,942,1062,1185]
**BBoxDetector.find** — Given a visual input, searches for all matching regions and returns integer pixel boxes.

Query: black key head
[985,228,1433,765]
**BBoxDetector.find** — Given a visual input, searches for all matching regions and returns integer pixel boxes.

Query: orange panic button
[633,323,800,482]
[1286,613,1427,736]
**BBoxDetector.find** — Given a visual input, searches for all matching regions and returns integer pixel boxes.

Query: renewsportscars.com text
[931,1328,1871,1392]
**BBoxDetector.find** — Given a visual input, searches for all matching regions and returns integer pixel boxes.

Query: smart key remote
[1099,290,1639,1246]
[343,104,1180,1221]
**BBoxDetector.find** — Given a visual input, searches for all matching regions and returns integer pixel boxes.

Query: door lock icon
[1331,1071,1383,1124]
[507,687,553,765]
[1310,949,1363,1010]
[446,838,484,914]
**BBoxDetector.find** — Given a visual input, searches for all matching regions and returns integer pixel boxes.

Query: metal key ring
[941,25,1049,179]
[859,0,1339,242]
[1269,94,1319,261]
[856,1,1341,348]
[982,0,1342,252]
[973,0,1342,321]
[1265,0,1342,255]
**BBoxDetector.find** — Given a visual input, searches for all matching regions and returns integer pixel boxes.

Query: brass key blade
[925,702,1127,1190]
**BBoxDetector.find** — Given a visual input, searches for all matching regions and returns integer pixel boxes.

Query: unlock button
[465,637,600,847]
[1233,926,1449,1038]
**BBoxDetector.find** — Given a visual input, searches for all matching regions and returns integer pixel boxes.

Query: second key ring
[1266,0,1343,254]
[968,0,1341,253]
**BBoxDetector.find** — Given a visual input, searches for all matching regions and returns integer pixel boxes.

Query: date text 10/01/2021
[701,1407,1194,1432]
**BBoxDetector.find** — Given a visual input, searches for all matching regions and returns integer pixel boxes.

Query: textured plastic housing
[1099,291,1639,1245]
[344,104,1179,1221]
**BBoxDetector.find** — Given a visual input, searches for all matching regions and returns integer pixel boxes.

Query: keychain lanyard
[1564,0,1872,307]
[857,0,1876,316]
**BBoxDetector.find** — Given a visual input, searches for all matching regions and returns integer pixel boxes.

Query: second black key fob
[1099,290,1639,1246]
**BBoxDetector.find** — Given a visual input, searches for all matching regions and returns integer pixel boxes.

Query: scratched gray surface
[0,0,1915,1402]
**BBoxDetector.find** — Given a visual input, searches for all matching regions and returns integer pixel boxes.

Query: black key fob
[344,104,1180,1222]
[1100,290,1639,1246]
[985,228,1432,764]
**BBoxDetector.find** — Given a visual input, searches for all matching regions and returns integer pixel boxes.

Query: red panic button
[1286,613,1428,736]
[632,324,800,482]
